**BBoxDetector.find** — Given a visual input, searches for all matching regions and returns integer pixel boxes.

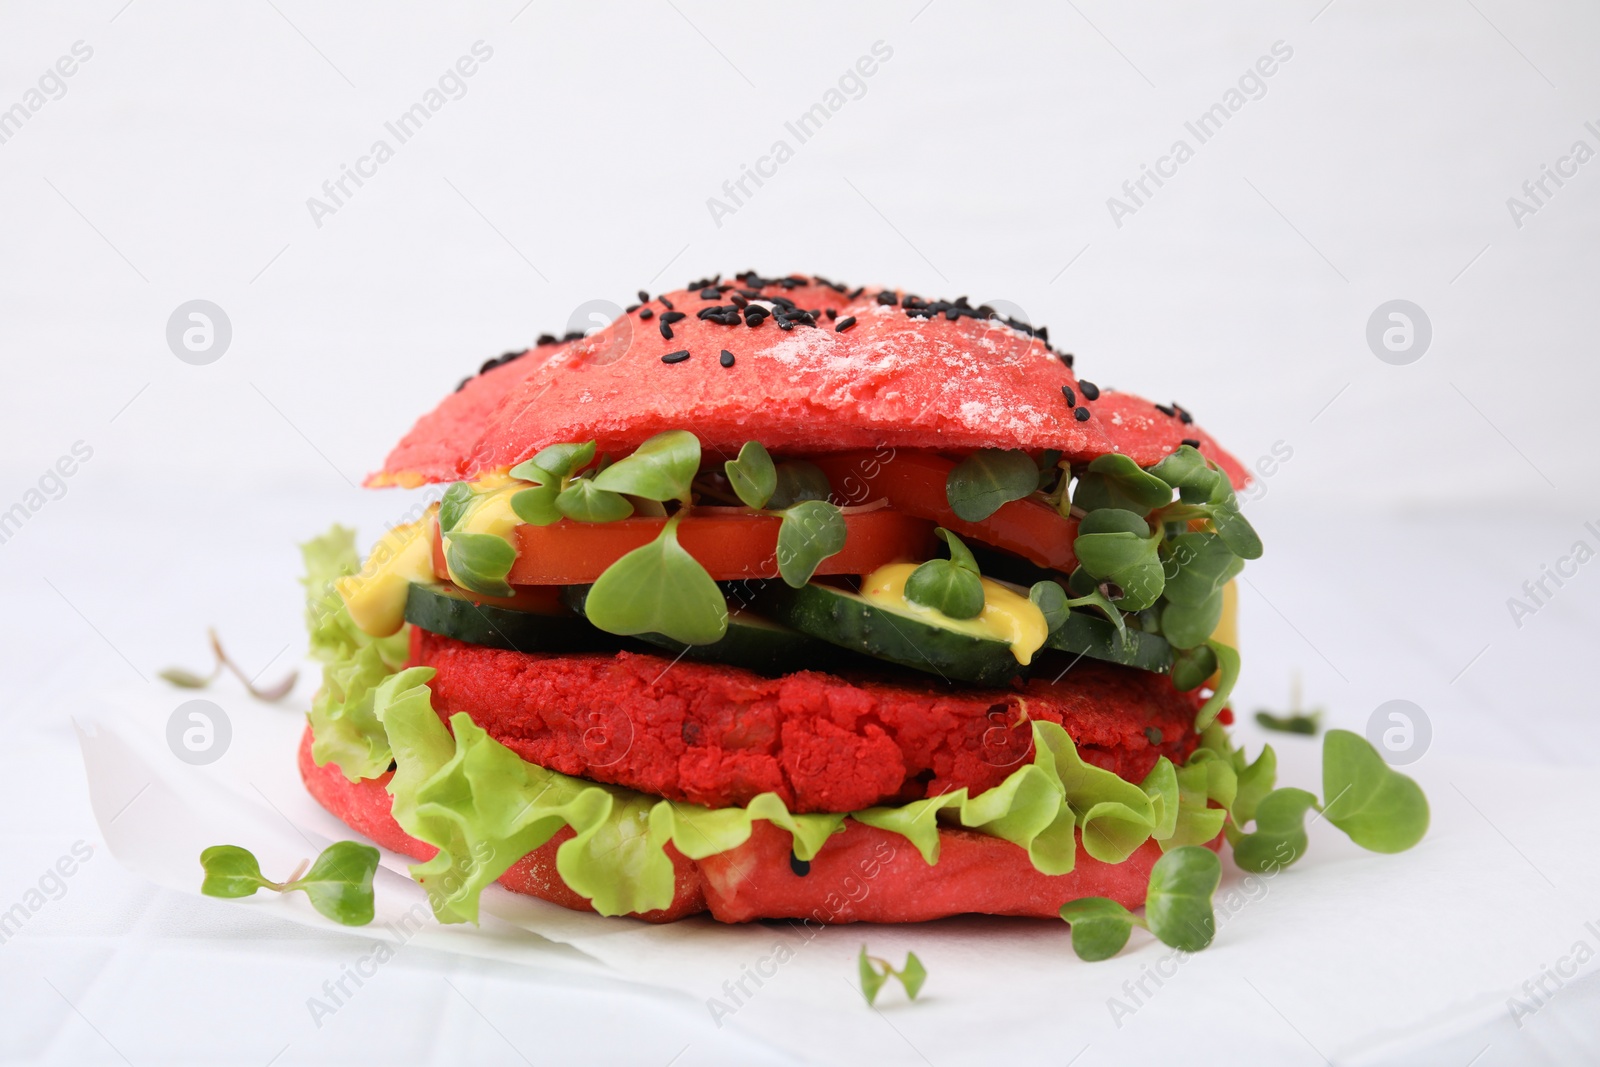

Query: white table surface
[3,1,1599,1063]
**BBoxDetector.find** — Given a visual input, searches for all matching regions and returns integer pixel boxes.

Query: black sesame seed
[625,304,640,313]
[719,349,735,367]
[1155,403,1176,417]
[454,376,471,392]
[660,350,690,364]
[699,288,720,300]
[729,292,748,308]
[847,286,864,300]
[826,308,838,320]
[875,291,898,306]
[1074,406,1091,422]
[660,310,686,324]
[1061,386,1076,407]
[658,296,675,311]
[562,330,583,342]
[536,334,558,346]
[835,316,857,333]
[639,307,654,320]
[1174,404,1193,424]
[1181,437,1202,448]
[660,321,673,340]
[1060,352,1075,369]
[789,853,811,877]
[637,290,650,303]
[1078,380,1100,401]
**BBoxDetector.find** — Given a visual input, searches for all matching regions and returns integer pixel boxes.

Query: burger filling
[309,432,1263,920]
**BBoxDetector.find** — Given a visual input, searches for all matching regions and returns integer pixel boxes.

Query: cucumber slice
[403,582,609,653]
[561,585,850,677]
[1042,611,1173,673]
[753,582,1026,687]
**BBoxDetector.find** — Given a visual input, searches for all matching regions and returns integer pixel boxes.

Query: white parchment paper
[79,683,1600,1066]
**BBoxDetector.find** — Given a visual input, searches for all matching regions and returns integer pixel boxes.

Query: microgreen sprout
[1254,674,1324,735]
[160,627,297,702]
[944,447,1039,522]
[905,528,985,619]
[857,946,927,1006]
[1059,845,1222,961]
[200,841,379,926]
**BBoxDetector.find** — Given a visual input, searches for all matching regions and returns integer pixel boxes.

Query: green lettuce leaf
[377,671,845,922]
[854,720,1159,873]
[301,527,410,782]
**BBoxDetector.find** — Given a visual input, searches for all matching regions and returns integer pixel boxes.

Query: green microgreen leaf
[284,840,380,926]
[776,499,847,587]
[555,479,634,523]
[858,946,889,1005]
[445,532,516,597]
[945,448,1040,522]
[508,465,562,526]
[904,529,985,620]
[1255,711,1322,735]
[1029,580,1070,632]
[590,430,700,503]
[199,845,271,898]
[1231,787,1318,873]
[1143,845,1221,952]
[1231,744,1278,828]
[518,439,596,481]
[768,460,832,510]
[1170,644,1218,692]
[1160,533,1244,649]
[584,513,728,644]
[200,842,378,926]
[159,667,215,689]
[1062,589,1129,645]
[1320,730,1429,853]
[1073,509,1165,610]
[899,952,928,1000]
[438,481,474,533]
[1059,897,1139,961]
[857,947,927,1005]
[1207,494,1264,560]
[724,440,777,510]
[1194,640,1239,731]
[1075,454,1175,513]
[1148,446,1218,496]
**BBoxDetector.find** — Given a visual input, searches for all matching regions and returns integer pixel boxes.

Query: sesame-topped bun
[371,271,1245,487]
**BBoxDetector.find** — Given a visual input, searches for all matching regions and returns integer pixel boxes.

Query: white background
[2,1,1599,1064]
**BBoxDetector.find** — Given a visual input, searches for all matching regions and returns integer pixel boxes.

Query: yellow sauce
[336,516,435,637]
[860,562,1050,666]
[441,472,523,591]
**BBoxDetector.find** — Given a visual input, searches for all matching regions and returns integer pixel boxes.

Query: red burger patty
[411,628,1202,813]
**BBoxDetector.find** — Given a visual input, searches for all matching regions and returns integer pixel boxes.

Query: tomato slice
[812,451,1079,573]
[432,509,937,586]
